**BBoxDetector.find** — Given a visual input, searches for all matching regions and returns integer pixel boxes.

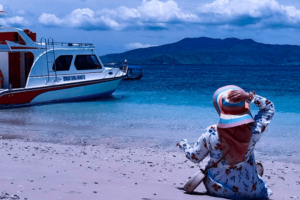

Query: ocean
[0,65,299,162]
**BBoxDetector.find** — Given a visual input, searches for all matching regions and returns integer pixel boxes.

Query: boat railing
[47,42,94,48]
[104,62,127,69]
[113,64,128,78]
[103,62,128,78]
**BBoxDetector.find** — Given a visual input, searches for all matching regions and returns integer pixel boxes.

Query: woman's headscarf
[213,85,254,167]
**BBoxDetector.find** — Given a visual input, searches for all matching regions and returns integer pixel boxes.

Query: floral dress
[179,94,275,199]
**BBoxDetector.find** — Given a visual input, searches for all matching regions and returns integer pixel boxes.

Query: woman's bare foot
[256,162,264,177]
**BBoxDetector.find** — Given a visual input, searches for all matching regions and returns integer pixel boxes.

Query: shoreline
[0,138,299,200]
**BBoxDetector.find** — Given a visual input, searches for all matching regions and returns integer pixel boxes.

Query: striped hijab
[213,85,254,128]
[213,85,253,167]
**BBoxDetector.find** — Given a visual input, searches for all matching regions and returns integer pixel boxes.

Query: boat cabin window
[53,55,73,71]
[74,55,102,70]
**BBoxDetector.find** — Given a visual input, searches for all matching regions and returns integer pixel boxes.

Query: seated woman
[178,85,275,199]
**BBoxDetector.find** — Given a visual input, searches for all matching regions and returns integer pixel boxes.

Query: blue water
[0,65,299,162]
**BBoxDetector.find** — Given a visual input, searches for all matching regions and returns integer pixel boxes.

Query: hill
[100,37,300,65]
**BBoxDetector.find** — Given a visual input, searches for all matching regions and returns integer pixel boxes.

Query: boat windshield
[75,55,102,70]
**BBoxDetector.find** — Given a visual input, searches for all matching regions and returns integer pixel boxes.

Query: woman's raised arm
[247,92,275,135]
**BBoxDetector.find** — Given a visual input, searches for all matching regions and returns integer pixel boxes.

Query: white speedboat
[123,65,143,80]
[0,27,127,108]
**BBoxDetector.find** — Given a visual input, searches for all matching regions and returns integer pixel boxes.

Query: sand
[0,138,299,200]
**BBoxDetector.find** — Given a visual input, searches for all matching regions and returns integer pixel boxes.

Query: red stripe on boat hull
[0,77,123,106]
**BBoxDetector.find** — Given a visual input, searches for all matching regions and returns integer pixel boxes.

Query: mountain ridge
[100,37,300,65]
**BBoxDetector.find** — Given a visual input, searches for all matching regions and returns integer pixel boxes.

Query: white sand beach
[0,138,299,200]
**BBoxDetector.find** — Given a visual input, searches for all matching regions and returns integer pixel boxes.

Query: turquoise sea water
[0,65,299,162]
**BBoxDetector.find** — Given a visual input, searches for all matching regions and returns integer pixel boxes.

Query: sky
[2,0,300,56]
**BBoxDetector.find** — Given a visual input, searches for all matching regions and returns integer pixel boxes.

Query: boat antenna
[82,14,100,56]
[82,20,93,44]
[0,10,7,27]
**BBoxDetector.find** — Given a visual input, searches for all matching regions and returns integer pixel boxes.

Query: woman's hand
[228,90,249,103]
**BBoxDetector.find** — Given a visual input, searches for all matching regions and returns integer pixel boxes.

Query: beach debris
[0,192,20,200]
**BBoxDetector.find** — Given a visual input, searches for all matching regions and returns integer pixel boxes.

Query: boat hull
[0,77,123,108]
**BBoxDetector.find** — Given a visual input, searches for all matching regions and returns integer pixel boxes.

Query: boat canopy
[128,65,142,70]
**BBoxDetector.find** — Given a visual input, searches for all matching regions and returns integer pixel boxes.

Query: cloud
[0,4,30,26]
[38,0,196,30]
[39,13,63,26]
[137,0,196,23]
[16,9,26,16]
[126,42,157,49]
[194,0,300,29]
[39,8,121,30]
[0,16,30,27]
[6,16,30,26]
[37,0,300,31]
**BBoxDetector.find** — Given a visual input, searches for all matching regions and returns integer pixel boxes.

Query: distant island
[100,37,300,65]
